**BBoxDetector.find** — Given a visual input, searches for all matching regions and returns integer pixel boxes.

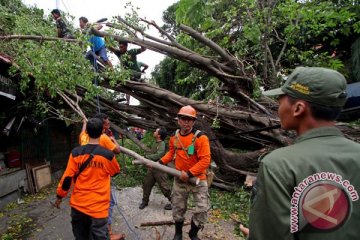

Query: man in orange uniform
[55,118,120,240]
[159,105,211,240]
[79,113,120,154]
[79,113,123,240]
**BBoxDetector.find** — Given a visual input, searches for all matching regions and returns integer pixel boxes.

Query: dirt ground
[0,186,244,240]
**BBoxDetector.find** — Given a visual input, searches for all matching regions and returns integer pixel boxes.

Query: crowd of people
[55,105,211,240]
[51,9,147,93]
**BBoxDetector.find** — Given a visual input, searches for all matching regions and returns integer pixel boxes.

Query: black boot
[188,220,201,240]
[139,202,148,209]
[173,221,183,240]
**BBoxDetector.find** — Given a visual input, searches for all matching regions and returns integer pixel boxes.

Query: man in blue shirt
[79,17,113,71]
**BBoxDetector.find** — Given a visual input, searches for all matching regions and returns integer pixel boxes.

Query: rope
[86,22,135,239]
[91,49,101,113]
[111,187,141,240]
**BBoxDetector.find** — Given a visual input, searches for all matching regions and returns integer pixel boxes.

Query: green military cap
[263,67,347,107]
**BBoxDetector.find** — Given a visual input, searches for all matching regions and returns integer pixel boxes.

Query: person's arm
[160,136,175,165]
[109,135,120,154]
[79,119,88,145]
[136,46,146,54]
[94,23,103,30]
[81,118,87,132]
[248,158,294,240]
[140,63,149,73]
[107,155,120,177]
[140,46,146,53]
[147,141,166,161]
[55,153,77,208]
[108,45,117,53]
[100,134,120,154]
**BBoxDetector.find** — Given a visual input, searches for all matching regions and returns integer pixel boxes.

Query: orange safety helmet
[177,105,197,119]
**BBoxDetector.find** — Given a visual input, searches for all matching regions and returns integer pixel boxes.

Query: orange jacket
[161,129,211,180]
[56,144,120,218]
[79,131,116,151]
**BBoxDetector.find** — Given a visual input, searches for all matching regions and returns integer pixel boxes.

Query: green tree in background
[152,0,360,102]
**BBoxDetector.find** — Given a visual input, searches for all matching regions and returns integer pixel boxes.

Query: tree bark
[119,146,200,185]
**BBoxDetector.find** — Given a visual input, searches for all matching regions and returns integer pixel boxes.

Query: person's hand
[144,159,152,169]
[179,170,189,182]
[109,136,116,143]
[53,197,62,209]
[106,129,113,137]
[239,224,249,237]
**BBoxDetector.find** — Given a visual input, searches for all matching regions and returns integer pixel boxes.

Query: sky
[21,0,178,77]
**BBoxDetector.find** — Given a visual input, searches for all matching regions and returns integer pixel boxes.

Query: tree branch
[0,35,79,42]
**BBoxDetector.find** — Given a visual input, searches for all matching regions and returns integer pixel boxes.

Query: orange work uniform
[161,129,211,180]
[56,144,120,218]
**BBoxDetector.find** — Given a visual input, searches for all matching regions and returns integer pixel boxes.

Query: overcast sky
[21,0,178,76]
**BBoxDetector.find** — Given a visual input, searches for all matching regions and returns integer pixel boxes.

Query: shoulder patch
[196,131,206,138]
[94,147,115,161]
[192,129,206,138]
[71,144,114,160]
[170,130,177,137]
[71,145,88,157]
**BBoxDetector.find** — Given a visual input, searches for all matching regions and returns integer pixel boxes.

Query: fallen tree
[2,1,359,190]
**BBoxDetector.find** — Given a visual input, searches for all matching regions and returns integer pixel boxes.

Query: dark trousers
[142,168,171,203]
[71,207,109,240]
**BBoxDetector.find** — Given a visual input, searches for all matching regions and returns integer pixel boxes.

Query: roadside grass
[209,187,250,238]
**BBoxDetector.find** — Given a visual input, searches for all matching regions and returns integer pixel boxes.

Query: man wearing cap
[159,105,211,240]
[243,67,360,240]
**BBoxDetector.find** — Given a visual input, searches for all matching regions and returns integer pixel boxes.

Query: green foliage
[161,2,179,36]
[0,0,137,122]
[209,187,251,237]
[0,185,54,240]
[168,0,360,97]
[112,136,150,188]
[0,214,34,240]
[113,153,147,188]
[176,0,207,27]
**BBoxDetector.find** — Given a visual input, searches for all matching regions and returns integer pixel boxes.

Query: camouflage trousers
[172,179,210,227]
[142,168,171,204]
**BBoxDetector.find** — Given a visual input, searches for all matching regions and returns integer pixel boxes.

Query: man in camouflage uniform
[160,105,211,240]
[139,127,172,210]
[51,9,72,39]
[244,67,360,240]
